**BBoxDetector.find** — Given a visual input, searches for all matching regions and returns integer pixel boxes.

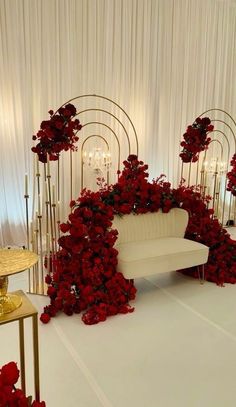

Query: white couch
[112,208,209,281]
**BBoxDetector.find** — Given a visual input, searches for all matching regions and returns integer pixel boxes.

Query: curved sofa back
[112,208,189,244]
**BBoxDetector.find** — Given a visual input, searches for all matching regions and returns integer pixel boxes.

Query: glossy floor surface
[1,227,236,407]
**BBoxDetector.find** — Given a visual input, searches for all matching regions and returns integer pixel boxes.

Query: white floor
[1,227,236,407]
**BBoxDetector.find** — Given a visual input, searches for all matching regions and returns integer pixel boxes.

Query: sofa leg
[197,265,205,285]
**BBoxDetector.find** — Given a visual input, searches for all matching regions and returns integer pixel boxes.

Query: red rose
[1,361,19,385]
[0,391,7,405]
[47,286,57,298]
[40,313,51,324]
[59,223,70,233]
[45,274,52,284]
[70,200,76,208]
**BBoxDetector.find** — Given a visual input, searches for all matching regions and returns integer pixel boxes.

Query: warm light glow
[83,148,112,173]
[204,158,227,174]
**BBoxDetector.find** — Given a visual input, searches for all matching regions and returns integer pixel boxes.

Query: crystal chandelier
[204,158,227,174]
[82,147,112,174]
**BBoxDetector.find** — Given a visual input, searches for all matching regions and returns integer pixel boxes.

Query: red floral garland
[31,103,82,163]
[226,153,236,196]
[179,117,214,163]
[0,361,46,406]
[41,155,236,325]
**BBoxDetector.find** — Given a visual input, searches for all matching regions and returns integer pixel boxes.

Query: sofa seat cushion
[116,237,209,279]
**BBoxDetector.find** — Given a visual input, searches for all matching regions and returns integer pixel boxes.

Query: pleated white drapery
[0,0,236,246]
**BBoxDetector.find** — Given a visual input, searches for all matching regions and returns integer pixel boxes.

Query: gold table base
[0,290,40,401]
[0,249,38,316]
[0,293,22,315]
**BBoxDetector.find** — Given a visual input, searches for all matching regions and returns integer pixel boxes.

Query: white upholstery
[112,208,209,279]
[113,209,188,244]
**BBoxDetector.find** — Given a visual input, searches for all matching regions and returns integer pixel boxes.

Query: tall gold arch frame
[27,94,139,295]
[180,109,236,226]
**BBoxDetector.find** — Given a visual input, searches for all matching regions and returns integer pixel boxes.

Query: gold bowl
[0,249,38,316]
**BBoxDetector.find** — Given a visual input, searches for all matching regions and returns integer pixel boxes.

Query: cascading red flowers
[41,155,236,325]
[40,185,137,326]
[173,182,236,285]
[0,361,46,406]
[226,153,236,196]
[179,117,214,163]
[31,103,82,163]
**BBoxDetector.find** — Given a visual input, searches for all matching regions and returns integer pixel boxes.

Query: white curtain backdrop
[0,0,236,246]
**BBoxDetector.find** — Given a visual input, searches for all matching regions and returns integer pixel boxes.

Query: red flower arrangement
[31,103,82,163]
[0,361,46,406]
[226,153,236,196]
[179,117,214,163]
[41,155,236,325]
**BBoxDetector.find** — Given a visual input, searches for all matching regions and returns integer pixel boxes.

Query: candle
[25,174,28,196]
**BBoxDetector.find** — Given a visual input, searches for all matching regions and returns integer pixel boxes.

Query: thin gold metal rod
[24,195,29,249]
[45,199,50,286]
[200,109,236,150]
[215,192,220,218]
[78,108,131,153]
[201,265,205,284]
[19,318,26,395]
[38,216,44,294]
[200,108,236,126]
[188,162,192,186]
[180,161,183,181]
[46,232,50,279]
[34,222,39,293]
[28,222,34,293]
[54,94,139,156]
[234,197,236,224]
[82,122,123,156]
[81,152,84,192]
[196,159,199,186]
[70,151,73,203]
[32,314,40,401]
[210,119,236,150]
[57,158,60,202]
[205,131,230,226]
[24,194,31,292]
[200,151,207,193]
[212,161,218,213]
[228,192,233,226]
[43,163,47,182]
[47,163,55,265]
[52,204,57,254]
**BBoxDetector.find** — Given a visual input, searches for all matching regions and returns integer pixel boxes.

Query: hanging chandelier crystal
[82,147,112,174]
[203,157,227,174]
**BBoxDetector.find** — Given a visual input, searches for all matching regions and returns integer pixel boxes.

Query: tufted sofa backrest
[112,208,189,245]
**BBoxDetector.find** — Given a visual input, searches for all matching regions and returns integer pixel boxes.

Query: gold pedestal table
[0,249,40,401]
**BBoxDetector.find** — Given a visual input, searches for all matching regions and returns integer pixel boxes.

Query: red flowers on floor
[0,361,46,406]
